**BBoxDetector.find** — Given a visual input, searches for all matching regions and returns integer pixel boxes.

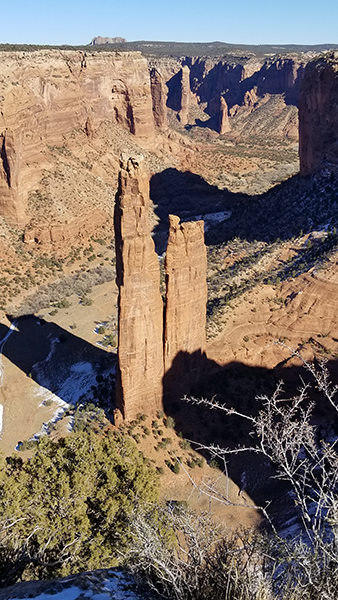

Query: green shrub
[0,430,159,586]
[172,461,180,474]
[179,439,191,450]
[165,416,175,429]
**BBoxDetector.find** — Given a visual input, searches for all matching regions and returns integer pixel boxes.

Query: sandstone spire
[178,66,191,125]
[218,96,231,134]
[164,215,207,400]
[114,155,164,420]
[150,68,168,128]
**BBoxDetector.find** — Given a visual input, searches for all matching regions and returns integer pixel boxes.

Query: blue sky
[2,0,338,46]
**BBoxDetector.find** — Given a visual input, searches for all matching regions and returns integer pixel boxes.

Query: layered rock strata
[23,210,107,244]
[0,50,155,226]
[114,155,164,421]
[150,68,168,128]
[299,52,338,175]
[115,159,208,419]
[164,215,207,401]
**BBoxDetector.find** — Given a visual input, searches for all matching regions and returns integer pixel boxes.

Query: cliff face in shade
[0,50,155,227]
[114,155,164,421]
[164,215,207,401]
[0,129,23,225]
[299,52,338,175]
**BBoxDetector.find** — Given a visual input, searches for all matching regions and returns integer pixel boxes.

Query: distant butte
[89,36,127,45]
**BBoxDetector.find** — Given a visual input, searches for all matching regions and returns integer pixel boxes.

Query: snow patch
[193,210,231,232]
[6,570,146,600]
[32,361,96,438]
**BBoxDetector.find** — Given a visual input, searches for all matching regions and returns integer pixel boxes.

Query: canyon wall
[114,155,164,421]
[0,50,155,227]
[299,52,338,175]
[159,53,307,138]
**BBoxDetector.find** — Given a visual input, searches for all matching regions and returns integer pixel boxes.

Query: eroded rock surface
[178,65,191,125]
[299,52,338,175]
[150,68,168,128]
[23,209,108,244]
[164,215,207,400]
[218,96,231,134]
[0,50,155,226]
[114,155,164,420]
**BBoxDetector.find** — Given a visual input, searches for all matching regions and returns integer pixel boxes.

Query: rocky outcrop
[299,52,338,175]
[23,209,108,244]
[0,129,23,225]
[164,215,207,400]
[178,66,191,125]
[150,68,167,128]
[114,155,164,421]
[218,97,231,134]
[0,50,155,226]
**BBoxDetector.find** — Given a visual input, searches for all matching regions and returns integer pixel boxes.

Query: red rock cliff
[114,155,164,421]
[0,50,155,226]
[164,215,207,400]
[299,52,338,175]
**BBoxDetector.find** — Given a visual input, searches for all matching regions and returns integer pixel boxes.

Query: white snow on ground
[193,210,231,232]
[32,361,96,439]
[0,321,17,434]
[94,322,108,334]
[4,570,147,600]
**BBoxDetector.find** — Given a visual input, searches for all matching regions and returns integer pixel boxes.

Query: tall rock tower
[163,215,207,400]
[114,155,164,420]
[178,65,191,125]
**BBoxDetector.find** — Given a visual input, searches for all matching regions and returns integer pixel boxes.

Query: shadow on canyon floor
[162,349,338,529]
[0,315,115,407]
[150,167,338,253]
[2,313,338,528]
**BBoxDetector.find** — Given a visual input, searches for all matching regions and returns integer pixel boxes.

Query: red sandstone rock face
[218,97,231,134]
[23,209,108,245]
[178,66,191,125]
[164,215,207,400]
[299,52,338,175]
[114,156,164,421]
[150,68,168,128]
[0,50,155,227]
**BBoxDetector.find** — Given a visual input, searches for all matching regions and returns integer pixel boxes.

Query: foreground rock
[0,569,150,600]
[114,155,164,421]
